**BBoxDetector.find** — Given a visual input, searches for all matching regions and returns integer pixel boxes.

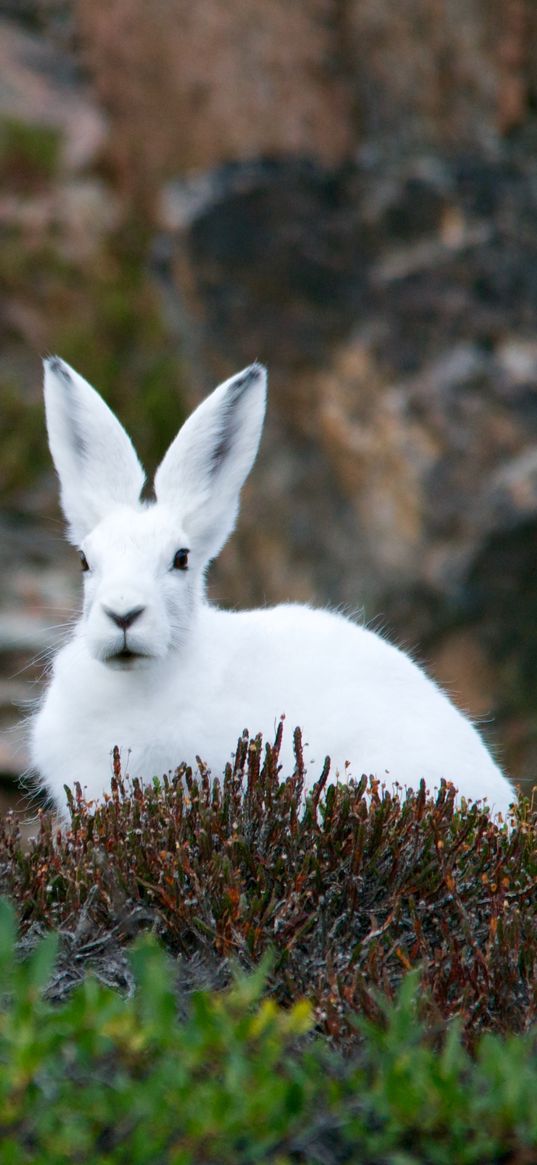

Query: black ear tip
[44,355,72,383]
[44,354,61,370]
[233,362,267,391]
[249,361,267,379]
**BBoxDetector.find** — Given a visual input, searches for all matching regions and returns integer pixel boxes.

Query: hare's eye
[79,550,90,573]
[172,548,189,571]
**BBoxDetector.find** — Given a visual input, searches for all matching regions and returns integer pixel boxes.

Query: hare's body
[34,601,511,811]
[31,357,515,817]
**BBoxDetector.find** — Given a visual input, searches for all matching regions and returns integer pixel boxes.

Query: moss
[52,234,188,470]
[0,222,187,503]
[0,227,74,301]
[0,380,47,497]
[0,117,61,191]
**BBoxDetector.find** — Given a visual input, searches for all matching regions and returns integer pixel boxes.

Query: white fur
[31,357,516,819]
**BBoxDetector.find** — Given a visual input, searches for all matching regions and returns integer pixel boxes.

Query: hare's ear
[154,363,267,561]
[44,357,145,544]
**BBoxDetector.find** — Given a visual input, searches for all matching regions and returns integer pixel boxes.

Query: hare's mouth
[106,648,151,670]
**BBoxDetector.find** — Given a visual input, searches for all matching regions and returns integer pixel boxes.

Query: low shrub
[1,728,536,1045]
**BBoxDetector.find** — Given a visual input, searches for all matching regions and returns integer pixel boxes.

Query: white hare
[31,356,515,818]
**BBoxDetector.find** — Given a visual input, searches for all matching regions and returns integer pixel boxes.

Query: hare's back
[212,603,510,808]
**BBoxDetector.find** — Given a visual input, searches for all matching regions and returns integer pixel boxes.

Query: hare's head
[44,357,267,669]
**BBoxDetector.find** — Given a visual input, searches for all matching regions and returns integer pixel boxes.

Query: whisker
[17,766,53,818]
[6,629,77,680]
[26,607,78,615]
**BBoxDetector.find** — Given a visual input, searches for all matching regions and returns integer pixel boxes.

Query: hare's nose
[104,605,145,631]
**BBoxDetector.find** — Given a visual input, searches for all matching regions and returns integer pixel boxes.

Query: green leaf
[0,898,16,989]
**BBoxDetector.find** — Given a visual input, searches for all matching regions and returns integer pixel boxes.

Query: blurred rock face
[2,1,537,786]
[155,157,537,786]
[76,0,354,194]
[77,0,537,187]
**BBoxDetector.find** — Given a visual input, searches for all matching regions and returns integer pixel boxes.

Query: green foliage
[0,898,315,1164]
[349,968,537,1163]
[0,117,61,190]
[0,899,537,1163]
[1,730,536,1049]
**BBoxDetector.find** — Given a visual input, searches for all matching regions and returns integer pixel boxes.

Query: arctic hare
[31,356,515,818]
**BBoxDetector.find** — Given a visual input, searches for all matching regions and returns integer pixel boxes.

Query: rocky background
[2,0,537,812]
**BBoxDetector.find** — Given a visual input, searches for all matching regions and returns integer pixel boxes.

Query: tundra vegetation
[0,731,536,1163]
